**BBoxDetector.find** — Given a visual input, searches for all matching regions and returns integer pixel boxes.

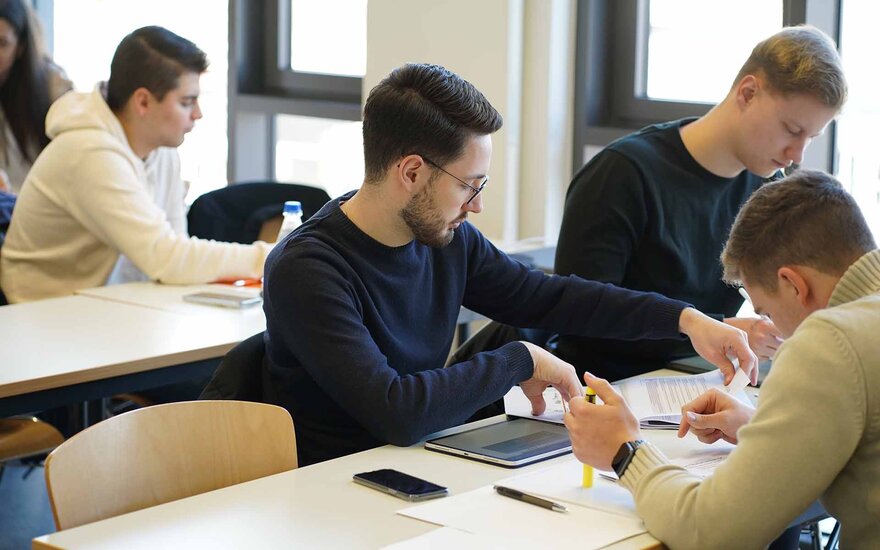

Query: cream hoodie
[0,89,271,303]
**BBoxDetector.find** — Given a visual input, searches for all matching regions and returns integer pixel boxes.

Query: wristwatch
[612,439,646,478]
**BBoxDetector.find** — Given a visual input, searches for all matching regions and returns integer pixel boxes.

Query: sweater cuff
[618,441,669,493]
[657,300,691,338]
[498,341,535,383]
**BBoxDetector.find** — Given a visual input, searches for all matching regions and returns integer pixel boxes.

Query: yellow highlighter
[582,386,597,488]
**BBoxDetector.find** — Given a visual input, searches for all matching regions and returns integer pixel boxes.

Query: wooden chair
[44,400,297,530]
[0,417,64,482]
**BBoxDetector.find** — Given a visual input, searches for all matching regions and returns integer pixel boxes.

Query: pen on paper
[493,485,568,513]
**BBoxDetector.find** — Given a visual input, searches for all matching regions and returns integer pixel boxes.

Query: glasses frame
[421,156,488,205]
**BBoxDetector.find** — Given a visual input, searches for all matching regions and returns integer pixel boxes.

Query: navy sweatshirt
[555,119,772,379]
[263,192,689,465]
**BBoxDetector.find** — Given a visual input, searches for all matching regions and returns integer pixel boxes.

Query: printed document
[619,369,751,429]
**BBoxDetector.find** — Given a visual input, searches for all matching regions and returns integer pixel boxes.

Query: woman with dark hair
[0,0,71,193]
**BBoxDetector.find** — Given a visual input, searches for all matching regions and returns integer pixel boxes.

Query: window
[645,0,782,104]
[262,0,365,104]
[52,0,229,203]
[274,114,363,199]
[835,0,880,239]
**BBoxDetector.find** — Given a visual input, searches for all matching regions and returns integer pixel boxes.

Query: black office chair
[199,332,267,401]
[187,181,332,244]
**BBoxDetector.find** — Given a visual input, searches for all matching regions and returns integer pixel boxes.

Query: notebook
[424,418,571,468]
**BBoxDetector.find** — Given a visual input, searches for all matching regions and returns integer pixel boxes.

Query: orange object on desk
[213,277,263,288]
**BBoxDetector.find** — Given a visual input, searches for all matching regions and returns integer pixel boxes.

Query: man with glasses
[261,63,758,466]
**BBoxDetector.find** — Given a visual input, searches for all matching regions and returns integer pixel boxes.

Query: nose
[192,101,203,121]
[465,192,483,214]
[785,136,810,165]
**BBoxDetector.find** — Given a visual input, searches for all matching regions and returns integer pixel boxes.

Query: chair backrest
[199,332,266,401]
[44,400,297,530]
[187,181,332,244]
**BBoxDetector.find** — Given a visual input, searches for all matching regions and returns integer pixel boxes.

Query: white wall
[366,0,575,245]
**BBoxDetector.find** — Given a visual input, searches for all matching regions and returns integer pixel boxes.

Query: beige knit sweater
[620,249,880,549]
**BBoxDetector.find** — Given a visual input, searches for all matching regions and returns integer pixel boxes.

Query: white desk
[34,414,725,549]
[75,282,265,318]
[0,291,263,417]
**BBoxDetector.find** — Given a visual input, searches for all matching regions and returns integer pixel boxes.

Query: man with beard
[261,63,758,466]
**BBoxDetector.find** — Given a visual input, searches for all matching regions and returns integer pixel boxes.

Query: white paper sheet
[618,370,751,429]
[498,458,637,518]
[503,386,566,424]
[398,486,646,550]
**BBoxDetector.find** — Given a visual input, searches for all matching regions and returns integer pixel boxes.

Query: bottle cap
[283,201,302,215]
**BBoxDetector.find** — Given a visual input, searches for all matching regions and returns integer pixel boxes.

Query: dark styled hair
[362,63,503,184]
[733,25,847,109]
[106,26,208,111]
[0,0,54,162]
[722,169,876,290]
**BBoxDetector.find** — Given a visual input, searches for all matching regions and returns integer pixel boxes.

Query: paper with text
[619,369,751,429]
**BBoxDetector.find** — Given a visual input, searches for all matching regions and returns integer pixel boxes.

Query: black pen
[493,485,568,513]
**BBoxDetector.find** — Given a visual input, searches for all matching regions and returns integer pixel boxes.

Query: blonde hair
[734,25,846,109]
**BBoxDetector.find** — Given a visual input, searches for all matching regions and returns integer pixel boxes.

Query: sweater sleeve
[555,151,647,285]
[461,224,689,342]
[618,319,865,549]
[65,148,271,284]
[264,240,536,447]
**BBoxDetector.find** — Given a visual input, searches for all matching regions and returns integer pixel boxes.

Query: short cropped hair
[734,25,846,109]
[106,26,208,111]
[722,170,875,290]
[362,63,503,184]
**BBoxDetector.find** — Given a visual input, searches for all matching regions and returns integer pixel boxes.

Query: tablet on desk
[425,418,571,468]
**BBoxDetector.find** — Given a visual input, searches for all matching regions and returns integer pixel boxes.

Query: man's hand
[519,342,583,415]
[563,372,640,470]
[677,388,755,444]
[679,308,759,385]
[724,317,783,360]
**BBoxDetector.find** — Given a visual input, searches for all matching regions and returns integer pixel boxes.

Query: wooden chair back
[44,400,297,530]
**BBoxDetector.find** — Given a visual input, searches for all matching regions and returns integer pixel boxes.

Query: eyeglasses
[422,156,488,205]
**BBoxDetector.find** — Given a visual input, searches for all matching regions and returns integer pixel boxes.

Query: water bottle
[276,201,303,242]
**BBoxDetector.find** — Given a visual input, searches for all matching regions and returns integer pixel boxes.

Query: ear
[777,266,811,307]
[129,88,153,117]
[395,154,428,194]
[735,74,759,109]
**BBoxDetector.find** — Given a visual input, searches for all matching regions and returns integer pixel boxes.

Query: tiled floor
[0,463,55,550]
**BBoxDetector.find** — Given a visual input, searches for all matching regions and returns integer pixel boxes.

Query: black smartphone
[352,469,448,502]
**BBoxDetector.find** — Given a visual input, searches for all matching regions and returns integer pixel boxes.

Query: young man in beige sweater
[1,26,271,303]
[565,169,880,548]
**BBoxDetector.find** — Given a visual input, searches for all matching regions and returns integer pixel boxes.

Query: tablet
[425,418,571,468]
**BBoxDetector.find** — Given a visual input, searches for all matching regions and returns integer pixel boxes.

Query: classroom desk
[35,413,718,549]
[0,293,263,418]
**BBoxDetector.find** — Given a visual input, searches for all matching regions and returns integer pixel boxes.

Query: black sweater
[263,192,689,465]
[555,118,771,379]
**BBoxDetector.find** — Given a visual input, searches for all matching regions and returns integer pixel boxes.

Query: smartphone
[182,291,262,309]
[352,469,448,502]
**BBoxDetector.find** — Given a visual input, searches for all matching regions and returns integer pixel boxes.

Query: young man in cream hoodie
[0,26,271,303]
[565,170,880,549]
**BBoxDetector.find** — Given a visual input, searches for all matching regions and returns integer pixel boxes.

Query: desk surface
[0,292,263,401]
[34,413,727,549]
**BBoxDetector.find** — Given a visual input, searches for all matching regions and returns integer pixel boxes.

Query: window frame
[572,0,839,171]
[261,0,363,104]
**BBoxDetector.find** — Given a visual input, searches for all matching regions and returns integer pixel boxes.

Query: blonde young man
[0,26,271,303]
[565,170,880,548]
[554,26,846,380]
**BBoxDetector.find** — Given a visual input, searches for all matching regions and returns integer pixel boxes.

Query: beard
[400,183,461,248]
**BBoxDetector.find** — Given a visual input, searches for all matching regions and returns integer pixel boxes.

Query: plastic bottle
[276,201,303,242]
